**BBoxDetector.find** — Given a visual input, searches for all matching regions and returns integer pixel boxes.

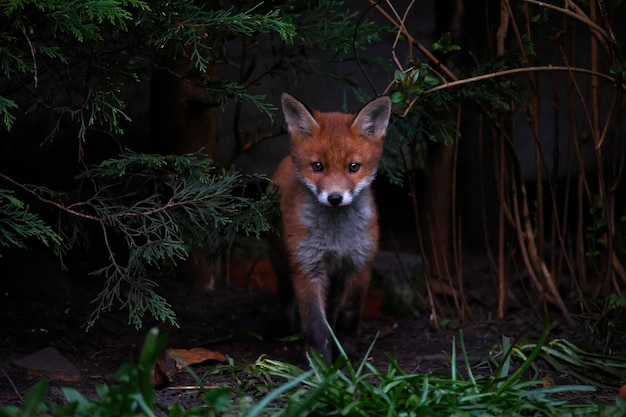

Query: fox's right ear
[282,93,319,138]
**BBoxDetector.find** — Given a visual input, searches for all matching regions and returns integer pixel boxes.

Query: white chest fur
[294,191,376,278]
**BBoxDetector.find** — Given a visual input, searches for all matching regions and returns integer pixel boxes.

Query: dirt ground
[1,248,624,412]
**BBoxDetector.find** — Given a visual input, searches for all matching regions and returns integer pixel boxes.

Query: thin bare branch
[401,65,617,117]
[368,0,458,81]
[522,0,610,54]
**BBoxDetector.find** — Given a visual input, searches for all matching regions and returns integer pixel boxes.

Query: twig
[0,172,126,284]
[367,0,457,81]
[611,253,626,288]
[0,173,99,222]
[166,384,221,390]
[451,105,471,321]
[2,368,23,403]
[353,0,381,95]
[522,0,610,54]
[497,128,506,319]
[17,19,37,87]
[403,65,617,117]
[384,0,416,71]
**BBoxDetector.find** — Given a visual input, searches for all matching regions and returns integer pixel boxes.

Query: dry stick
[368,0,458,81]
[412,66,617,117]
[549,26,561,286]
[384,0,416,71]
[232,37,249,152]
[597,93,625,290]
[389,231,429,307]
[373,0,619,308]
[373,0,450,322]
[426,209,454,315]
[433,67,615,93]
[514,179,575,325]
[522,182,573,324]
[167,385,221,390]
[568,80,591,291]
[607,100,626,289]
[478,114,501,295]
[17,19,38,87]
[520,170,573,319]
[560,50,616,295]
[406,155,439,325]
[0,172,125,281]
[559,145,581,295]
[497,0,510,56]
[561,36,591,292]
[560,52,594,202]
[2,368,23,403]
[505,0,530,65]
[590,0,600,141]
[510,0,551,316]
[522,0,610,54]
[495,0,509,320]
[422,160,454,314]
[511,180,549,305]
[612,253,626,288]
[543,41,579,292]
[0,173,99,223]
[596,92,617,152]
[556,77,581,293]
[547,20,585,294]
[524,13,558,316]
[523,3,551,314]
[497,127,507,319]
[428,142,460,316]
[587,0,613,293]
[407,66,616,118]
[596,0,618,50]
[384,0,460,316]
[607,102,626,198]
[451,105,470,321]
[501,1,548,316]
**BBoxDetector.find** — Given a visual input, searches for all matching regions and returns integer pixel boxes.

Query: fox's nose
[327,193,343,207]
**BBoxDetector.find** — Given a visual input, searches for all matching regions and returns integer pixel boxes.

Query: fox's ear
[352,96,392,140]
[282,93,319,138]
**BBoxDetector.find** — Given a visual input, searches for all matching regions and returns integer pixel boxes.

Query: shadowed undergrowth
[1,327,625,417]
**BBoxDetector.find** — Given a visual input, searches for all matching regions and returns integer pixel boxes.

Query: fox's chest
[294,193,377,276]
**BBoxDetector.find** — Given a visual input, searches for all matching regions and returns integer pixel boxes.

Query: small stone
[13,347,81,382]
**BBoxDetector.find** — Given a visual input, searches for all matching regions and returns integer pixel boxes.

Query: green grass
[1,328,624,417]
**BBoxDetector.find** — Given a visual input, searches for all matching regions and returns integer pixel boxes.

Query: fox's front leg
[335,266,371,358]
[292,270,332,362]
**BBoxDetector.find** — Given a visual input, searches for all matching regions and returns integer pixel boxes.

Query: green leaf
[432,32,461,54]
[0,96,18,131]
[0,189,63,251]
[18,379,49,417]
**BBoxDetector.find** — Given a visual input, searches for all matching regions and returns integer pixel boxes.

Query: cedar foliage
[0,0,381,328]
[0,0,293,328]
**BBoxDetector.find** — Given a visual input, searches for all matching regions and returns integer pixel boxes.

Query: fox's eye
[312,162,324,172]
[349,162,361,173]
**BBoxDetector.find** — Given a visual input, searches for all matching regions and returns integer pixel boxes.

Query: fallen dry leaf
[151,351,177,386]
[541,375,555,387]
[166,347,228,369]
[377,324,395,339]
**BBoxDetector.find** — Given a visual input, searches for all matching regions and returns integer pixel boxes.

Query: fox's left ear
[352,96,392,140]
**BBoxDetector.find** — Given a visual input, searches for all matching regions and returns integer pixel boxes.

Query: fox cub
[272,93,392,362]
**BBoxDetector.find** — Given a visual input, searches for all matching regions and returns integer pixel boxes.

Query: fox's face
[282,94,392,208]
